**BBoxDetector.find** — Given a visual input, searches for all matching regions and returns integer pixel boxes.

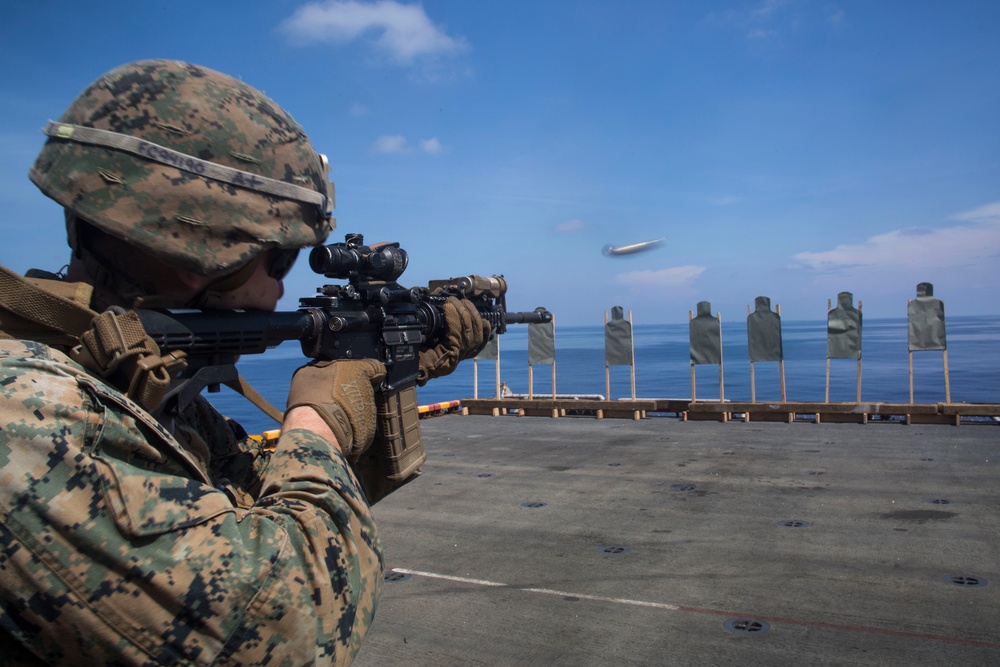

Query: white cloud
[708,0,830,41]
[614,266,706,291]
[373,134,409,153]
[751,0,790,19]
[373,134,445,155]
[279,0,468,64]
[419,137,443,154]
[350,103,368,117]
[554,219,592,233]
[792,200,1000,273]
[951,200,1000,222]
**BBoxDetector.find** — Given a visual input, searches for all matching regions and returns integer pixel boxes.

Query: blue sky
[1,1,998,325]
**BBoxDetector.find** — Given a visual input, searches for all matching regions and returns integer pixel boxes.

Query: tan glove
[286,359,386,460]
[418,296,491,385]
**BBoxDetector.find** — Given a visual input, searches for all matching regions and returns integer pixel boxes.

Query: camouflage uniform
[0,60,383,665]
[0,336,383,665]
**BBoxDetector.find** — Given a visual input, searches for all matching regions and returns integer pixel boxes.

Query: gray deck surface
[354,414,1000,666]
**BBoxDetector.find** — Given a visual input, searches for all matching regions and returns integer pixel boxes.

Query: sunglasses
[267,248,300,281]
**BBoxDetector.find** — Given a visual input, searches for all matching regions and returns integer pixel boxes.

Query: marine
[0,59,488,665]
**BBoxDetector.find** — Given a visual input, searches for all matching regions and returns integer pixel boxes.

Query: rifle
[137,233,551,498]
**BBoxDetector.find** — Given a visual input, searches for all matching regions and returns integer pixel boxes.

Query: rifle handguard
[417,296,490,385]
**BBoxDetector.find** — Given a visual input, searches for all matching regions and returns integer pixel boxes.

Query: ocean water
[209,315,999,435]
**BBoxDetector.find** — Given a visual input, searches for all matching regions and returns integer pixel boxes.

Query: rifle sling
[0,266,280,424]
[223,376,285,424]
[0,265,95,336]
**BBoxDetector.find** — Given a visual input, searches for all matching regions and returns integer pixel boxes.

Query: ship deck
[355,412,1000,666]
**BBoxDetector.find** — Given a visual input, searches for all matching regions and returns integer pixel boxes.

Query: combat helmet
[29,59,335,283]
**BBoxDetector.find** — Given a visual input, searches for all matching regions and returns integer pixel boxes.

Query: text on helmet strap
[42,121,333,220]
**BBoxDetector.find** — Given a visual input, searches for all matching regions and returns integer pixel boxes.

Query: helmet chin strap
[190,254,265,309]
[75,243,177,310]
[70,213,265,310]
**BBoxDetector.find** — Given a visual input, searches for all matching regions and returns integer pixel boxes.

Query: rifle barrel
[505,310,552,324]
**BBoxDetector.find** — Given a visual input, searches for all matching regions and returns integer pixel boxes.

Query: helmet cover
[30,59,335,277]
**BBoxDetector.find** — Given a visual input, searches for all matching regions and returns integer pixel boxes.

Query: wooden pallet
[457,398,1000,425]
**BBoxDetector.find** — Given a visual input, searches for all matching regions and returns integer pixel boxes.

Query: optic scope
[309,233,409,281]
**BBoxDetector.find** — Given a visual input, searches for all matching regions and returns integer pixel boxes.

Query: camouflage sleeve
[174,395,271,506]
[0,340,382,666]
[219,427,384,666]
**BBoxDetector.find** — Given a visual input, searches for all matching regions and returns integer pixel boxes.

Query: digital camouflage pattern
[29,60,335,278]
[0,338,383,665]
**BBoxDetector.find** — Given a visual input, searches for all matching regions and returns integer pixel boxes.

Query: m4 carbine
[137,234,551,494]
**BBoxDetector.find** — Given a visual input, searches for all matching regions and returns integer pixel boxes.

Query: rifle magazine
[377,385,427,482]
